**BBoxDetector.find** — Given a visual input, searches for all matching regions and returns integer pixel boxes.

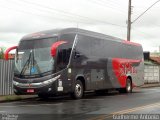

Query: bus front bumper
[13,83,57,95]
[13,75,64,95]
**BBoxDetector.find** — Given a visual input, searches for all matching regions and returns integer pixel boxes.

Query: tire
[38,93,49,99]
[71,80,84,99]
[126,78,132,93]
[119,78,132,93]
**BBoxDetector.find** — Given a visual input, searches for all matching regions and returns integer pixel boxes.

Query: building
[144,52,160,84]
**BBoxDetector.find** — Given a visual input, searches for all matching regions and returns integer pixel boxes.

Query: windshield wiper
[19,52,31,77]
[31,51,43,77]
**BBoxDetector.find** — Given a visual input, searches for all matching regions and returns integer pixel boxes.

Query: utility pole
[127,0,132,41]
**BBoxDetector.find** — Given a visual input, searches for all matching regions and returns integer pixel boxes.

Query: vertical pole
[127,0,132,41]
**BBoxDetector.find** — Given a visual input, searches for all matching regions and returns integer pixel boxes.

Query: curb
[0,95,37,103]
[140,83,160,88]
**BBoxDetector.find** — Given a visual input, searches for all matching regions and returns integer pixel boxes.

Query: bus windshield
[14,37,57,77]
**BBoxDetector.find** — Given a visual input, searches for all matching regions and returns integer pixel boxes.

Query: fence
[0,59,14,95]
[144,65,160,84]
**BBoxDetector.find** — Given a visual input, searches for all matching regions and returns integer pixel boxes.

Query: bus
[5,28,144,99]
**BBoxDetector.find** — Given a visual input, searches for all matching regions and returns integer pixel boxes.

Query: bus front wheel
[71,80,84,99]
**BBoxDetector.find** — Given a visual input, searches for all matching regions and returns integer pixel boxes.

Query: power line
[15,0,126,27]
[9,0,90,22]
[96,0,127,11]
[88,0,125,14]
[98,0,127,11]
[19,0,127,27]
[132,0,160,24]
[87,0,127,15]
[132,27,155,38]
[1,0,126,28]
[13,0,93,21]
[19,0,92,21]
[0,4,91,25]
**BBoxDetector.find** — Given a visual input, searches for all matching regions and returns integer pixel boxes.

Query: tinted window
[76,35,91,56]
[57,34,75,70]
[19,37,57,50]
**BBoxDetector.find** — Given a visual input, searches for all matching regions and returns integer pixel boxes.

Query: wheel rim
[127,80,131,92]
[75,84,82,97]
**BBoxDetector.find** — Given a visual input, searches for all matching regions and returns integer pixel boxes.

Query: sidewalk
[140,83,160,88]
[0,95,37,103]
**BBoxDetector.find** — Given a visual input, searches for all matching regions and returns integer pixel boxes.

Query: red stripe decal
[122,40,141,46]
[112,58,141,87]
[51,40,67,57]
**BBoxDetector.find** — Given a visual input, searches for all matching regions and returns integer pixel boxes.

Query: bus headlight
[13,81,19,86]
[43,75,61,85]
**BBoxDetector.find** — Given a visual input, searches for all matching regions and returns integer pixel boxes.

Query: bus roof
[20,28,141,46]
[21,28,120,41]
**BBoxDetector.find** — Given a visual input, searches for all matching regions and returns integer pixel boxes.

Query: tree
[0,47,5,59]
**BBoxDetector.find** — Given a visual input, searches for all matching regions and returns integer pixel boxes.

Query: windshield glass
[14,37,57,77]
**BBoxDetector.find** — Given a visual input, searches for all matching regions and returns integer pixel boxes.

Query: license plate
[27,89,34,93]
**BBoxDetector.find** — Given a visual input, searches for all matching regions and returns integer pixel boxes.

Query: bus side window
[76,35,91,56]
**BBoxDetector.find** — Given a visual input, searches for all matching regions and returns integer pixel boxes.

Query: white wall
[144,65,160,83]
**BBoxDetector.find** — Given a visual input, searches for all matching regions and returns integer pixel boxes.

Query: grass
[0,95,37,102]
[1,95,22,102]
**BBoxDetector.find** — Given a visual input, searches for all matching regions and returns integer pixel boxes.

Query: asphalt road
[0,87,160,120]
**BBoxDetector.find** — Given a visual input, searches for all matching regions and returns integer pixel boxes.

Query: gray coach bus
[5,28,144,99]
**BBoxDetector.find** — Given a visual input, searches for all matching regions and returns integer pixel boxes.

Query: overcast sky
[0,0,160,52]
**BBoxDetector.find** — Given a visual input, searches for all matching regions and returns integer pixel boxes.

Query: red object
[122,40,141,46]
[50,40,67,57]
[4,46,17,60]
[27,89,34,93]
[112,58,141,87]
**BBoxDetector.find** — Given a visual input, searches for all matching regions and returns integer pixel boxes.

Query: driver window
[56,34,75,71]
[57,47,71,70]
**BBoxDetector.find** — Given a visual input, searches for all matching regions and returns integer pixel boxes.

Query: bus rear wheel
[71,80,84,99]
[119,78,132,93]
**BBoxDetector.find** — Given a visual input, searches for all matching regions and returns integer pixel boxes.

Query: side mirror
[4,46,17,60]
[50,41,67,57]
[74,52,82,58]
